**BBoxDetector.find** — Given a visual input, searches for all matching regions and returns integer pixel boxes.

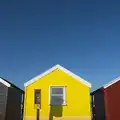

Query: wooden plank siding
[0,77,24,120]
[5,87,23,120]
[104,80,120,120]
[91,89,106,120]
[0,82,8,120]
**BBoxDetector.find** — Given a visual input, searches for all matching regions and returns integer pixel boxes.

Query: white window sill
[49,104,67,106]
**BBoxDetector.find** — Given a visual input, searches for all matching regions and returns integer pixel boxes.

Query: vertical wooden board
[104,80,120,120]
[91,89,106,120]
[0,82,8,120]
[5,87,23,120]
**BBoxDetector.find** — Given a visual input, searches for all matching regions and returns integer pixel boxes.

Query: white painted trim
[24,64,91,88]
[0,78,11,87]
[49,86,66,105]
[63,86,66,105]
[49,86,50,105]
[103,76,120,88]
[24,65,58,87]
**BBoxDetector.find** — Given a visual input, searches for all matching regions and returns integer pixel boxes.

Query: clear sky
[0,0,120,91]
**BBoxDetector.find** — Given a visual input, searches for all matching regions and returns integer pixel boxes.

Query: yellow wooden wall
[24,69,91,120]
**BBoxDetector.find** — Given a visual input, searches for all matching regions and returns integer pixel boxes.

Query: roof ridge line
[24,64,91,88]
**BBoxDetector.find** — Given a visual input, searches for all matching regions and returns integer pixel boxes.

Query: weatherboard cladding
[104,80,120,120]
[0,77,24,120]
[91,88,105,120]
[91,76,120,120]
[5,87,23,120]
[0,82,8,120]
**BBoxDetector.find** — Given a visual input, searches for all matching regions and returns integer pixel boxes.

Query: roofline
[103,76,120,89]
[0,78,11,87]
[90,87,104,95]
[0,77,24,93]
[24,64,92,88]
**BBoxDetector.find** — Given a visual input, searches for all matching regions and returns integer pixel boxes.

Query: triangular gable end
[0,78,11,87]
[103,76,120,89]
[24,64,91,88]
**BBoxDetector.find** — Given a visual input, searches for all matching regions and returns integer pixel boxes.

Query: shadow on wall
[49,98,63,120]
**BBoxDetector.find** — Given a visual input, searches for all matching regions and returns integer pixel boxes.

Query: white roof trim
[24,64,91,88]
[103,76,120,88]
[0,78,11,87]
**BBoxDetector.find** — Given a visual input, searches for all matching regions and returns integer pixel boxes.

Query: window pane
[50,96,64,105]
[51,87,63,94]
[34,90,40,104]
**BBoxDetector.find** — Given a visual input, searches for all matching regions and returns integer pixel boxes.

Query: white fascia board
[0,78,11,87]
[103,76,120,89]
[24,64,91,88]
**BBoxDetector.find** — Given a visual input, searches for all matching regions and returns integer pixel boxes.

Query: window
[34,90,41,104]
[50,86,66,105]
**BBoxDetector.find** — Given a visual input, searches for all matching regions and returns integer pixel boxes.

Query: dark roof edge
[0,77,24,93]
[90,87,104,95]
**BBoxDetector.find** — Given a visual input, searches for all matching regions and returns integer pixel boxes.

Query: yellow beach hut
[24,64,92,120]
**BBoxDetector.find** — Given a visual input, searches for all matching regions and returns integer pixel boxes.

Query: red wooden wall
[104,80,120,120]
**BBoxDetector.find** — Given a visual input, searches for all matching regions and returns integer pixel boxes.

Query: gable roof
[90,87,104,95]
[0,77,24,93]
[24,64,91,88]
[103,76,120,89]
[0,78,11,87]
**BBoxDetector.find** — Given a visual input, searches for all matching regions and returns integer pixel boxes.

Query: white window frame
[49,86,66,105]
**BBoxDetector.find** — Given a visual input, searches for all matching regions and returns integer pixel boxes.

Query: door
[34,89,41,120]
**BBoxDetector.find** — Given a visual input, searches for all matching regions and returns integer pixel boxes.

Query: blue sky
[0,0,120,91]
